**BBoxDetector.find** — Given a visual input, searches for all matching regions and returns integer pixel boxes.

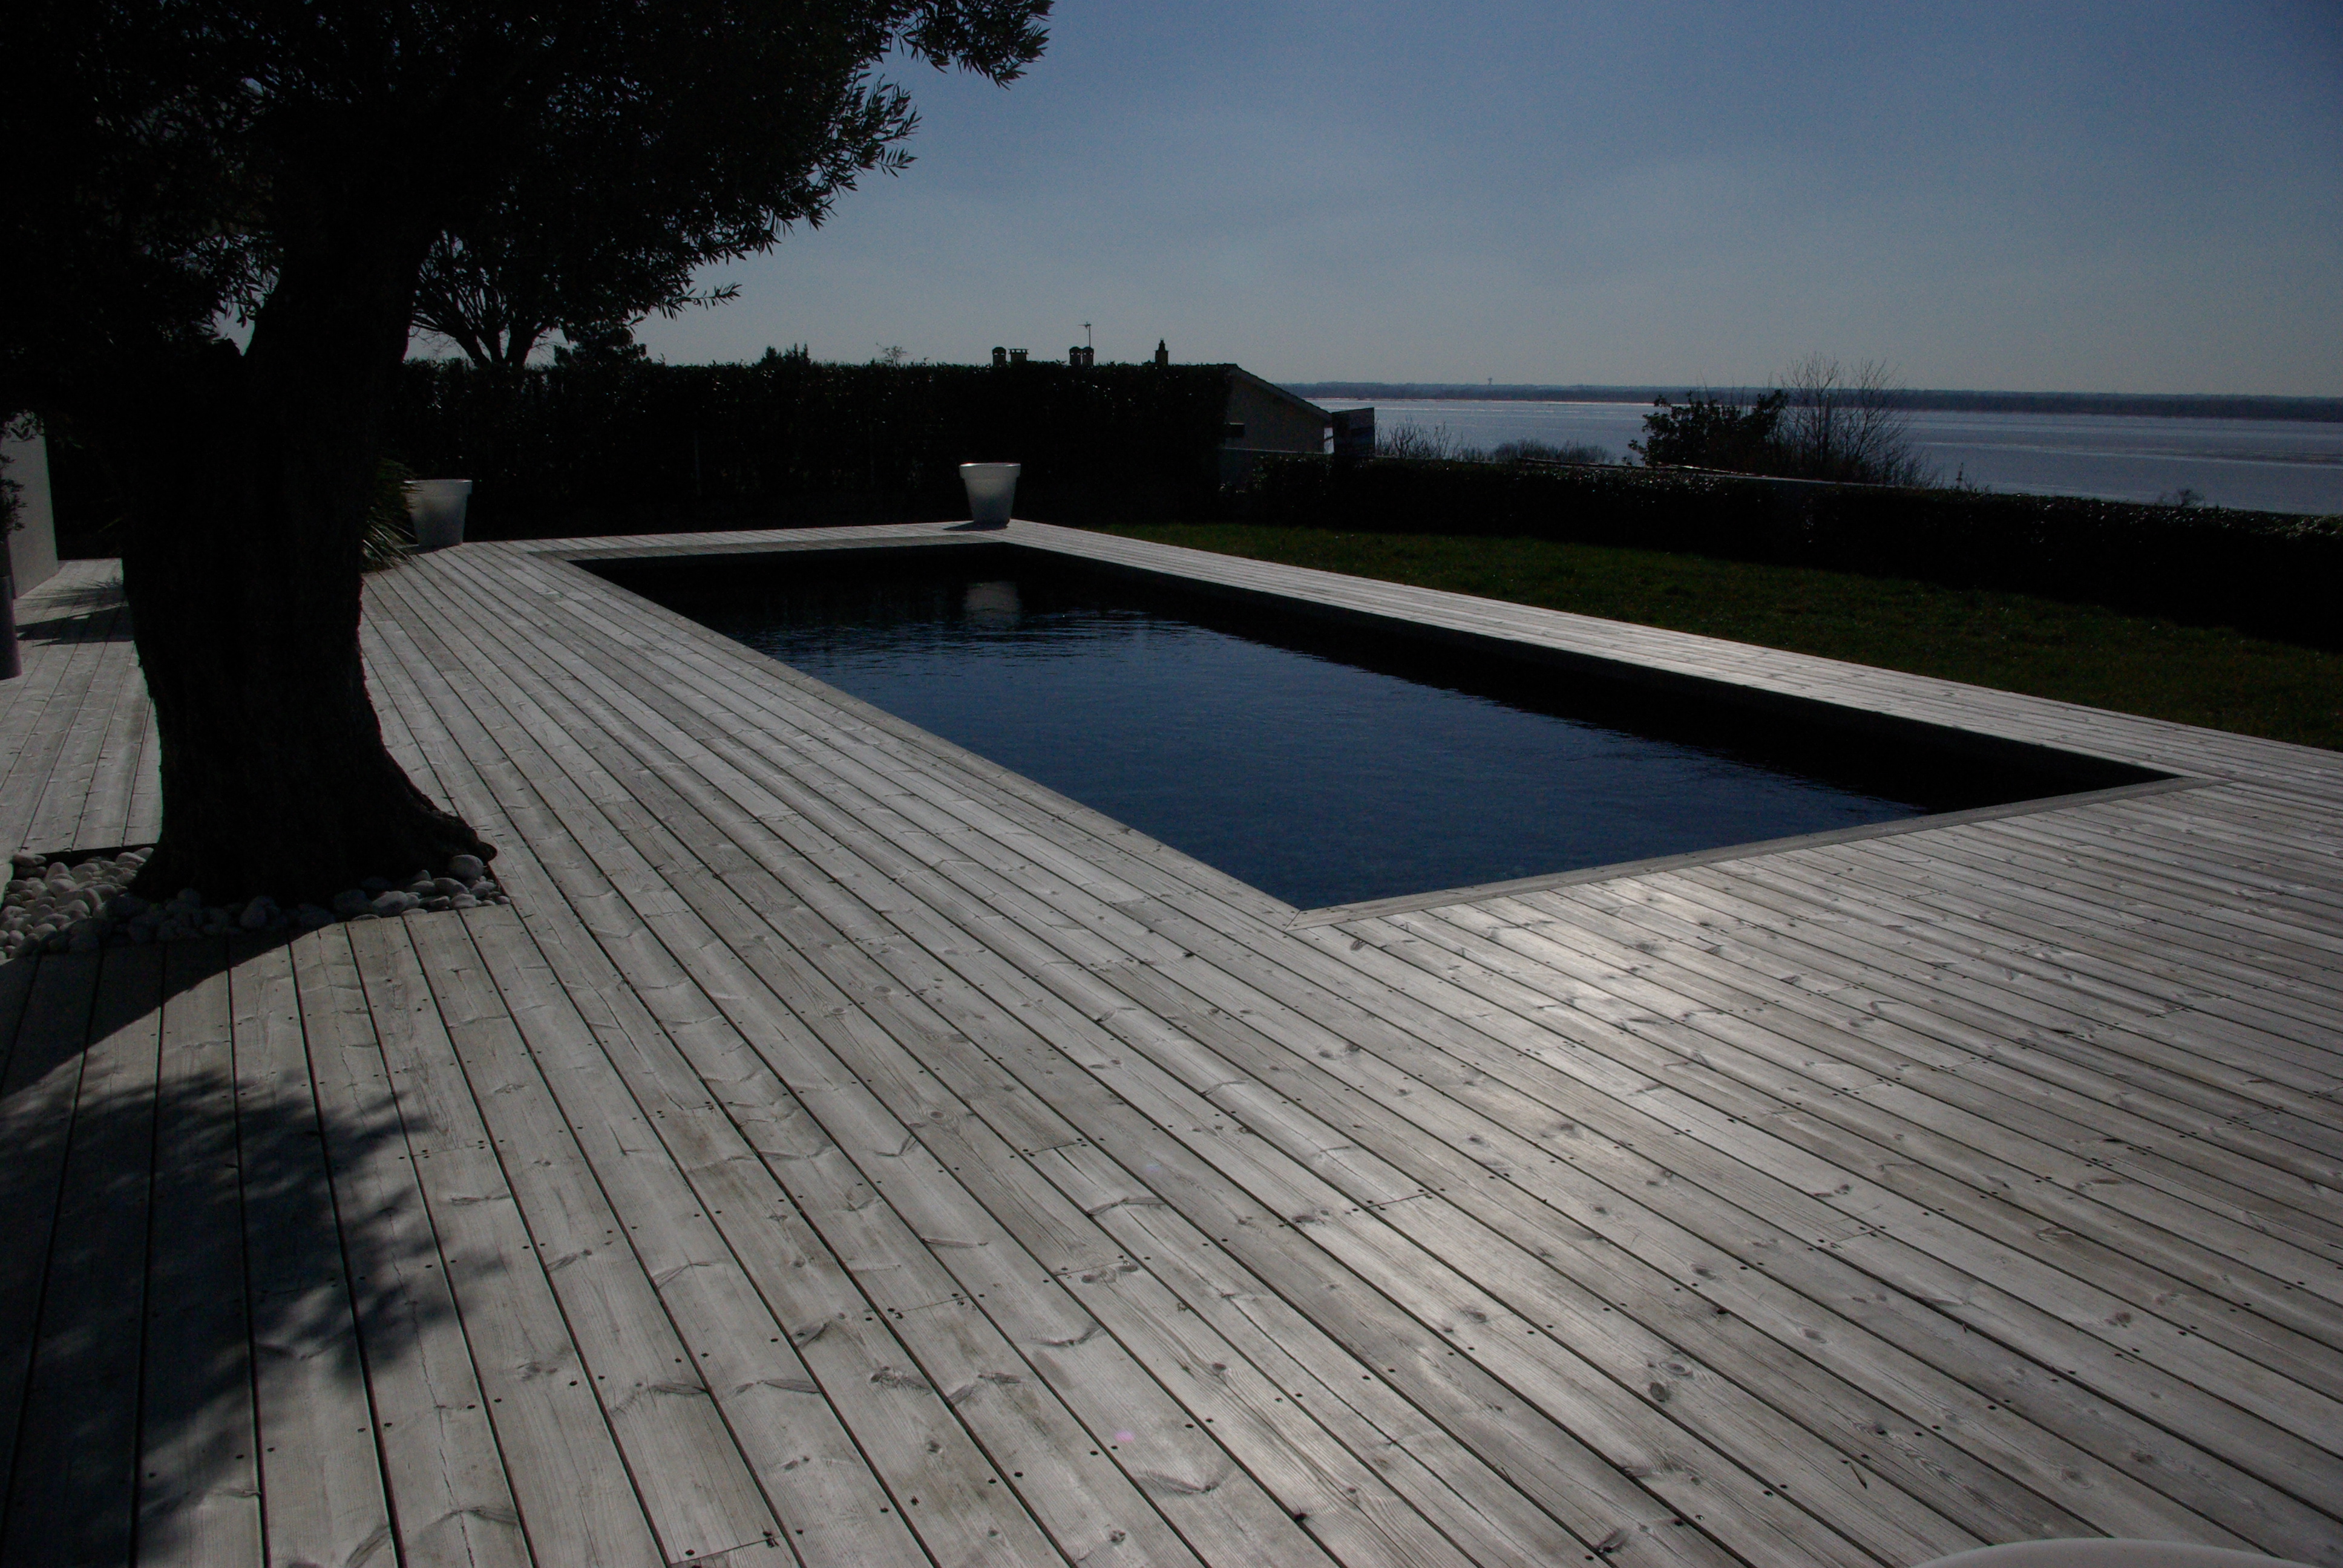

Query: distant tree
[1633,358,1935,487]
[411,5,1029,372]
[1774,353,1935,486]
[407,125,747,368]
[1378,422,1477,461]
[410,226,738,372]
[0,0,1050,902]
[1631,390,1787,472]
[550,322,654,370]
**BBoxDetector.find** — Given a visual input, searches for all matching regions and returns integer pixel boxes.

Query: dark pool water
[600,545,2125,910]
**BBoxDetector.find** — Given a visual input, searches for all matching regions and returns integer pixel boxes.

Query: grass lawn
[1097,524,2343,753]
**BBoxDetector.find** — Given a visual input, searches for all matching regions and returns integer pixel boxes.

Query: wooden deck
[3,523,2339,1568]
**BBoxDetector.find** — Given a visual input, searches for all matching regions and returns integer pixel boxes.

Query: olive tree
[0,0,1048,901]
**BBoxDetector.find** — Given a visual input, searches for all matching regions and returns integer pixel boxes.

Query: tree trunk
[120,209,494,906]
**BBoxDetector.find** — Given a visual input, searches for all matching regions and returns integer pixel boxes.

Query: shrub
[1632,357,1935,487]
[1489,438,1611,465]
[1630,391,1785,473]
[1379,424,1612,466]
[362,458,415,572]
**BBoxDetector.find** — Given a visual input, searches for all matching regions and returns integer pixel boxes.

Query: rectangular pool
[592,543,2161,912]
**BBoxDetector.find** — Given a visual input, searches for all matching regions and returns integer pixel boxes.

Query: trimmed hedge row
[375,358,2338,648]
[1241,455,2343,648]
[385,357,1233,538]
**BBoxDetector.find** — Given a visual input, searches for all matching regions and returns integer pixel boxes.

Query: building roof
[1220,364,1329,422]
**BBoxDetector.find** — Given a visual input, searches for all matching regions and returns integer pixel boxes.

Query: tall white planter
[404,479,474,550]
[958,463,1020,528]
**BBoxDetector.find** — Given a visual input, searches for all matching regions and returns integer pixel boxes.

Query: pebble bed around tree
[1,846,511,961]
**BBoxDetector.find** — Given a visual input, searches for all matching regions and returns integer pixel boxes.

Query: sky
[623,1,2343,394]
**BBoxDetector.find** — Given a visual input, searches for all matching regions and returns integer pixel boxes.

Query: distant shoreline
[1282,384,2343,423]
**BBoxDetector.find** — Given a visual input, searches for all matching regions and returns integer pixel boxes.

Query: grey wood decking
[2,524,2338,1568]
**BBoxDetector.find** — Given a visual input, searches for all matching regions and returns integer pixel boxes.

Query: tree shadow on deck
[0,936,470,1564]
[10,605,134,645]
[11,571,133,642]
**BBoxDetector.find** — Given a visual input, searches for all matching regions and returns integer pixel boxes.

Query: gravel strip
[1,848,511,961]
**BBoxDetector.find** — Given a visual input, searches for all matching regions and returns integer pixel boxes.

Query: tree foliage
[1630,391,1788,474]
[6,2,1052,398]
[0,0,1051,901]
[407,4,1049,367]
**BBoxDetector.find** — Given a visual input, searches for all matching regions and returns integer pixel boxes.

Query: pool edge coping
[515,521,2289,929]
[1279,773,2213,929]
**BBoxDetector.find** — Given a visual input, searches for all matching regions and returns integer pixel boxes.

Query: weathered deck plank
[0,566,128,854]
[1,946,163,1567]
[231,936,396,1568]
[134,942,263,1568]
[399,549,1893,1564]
[2,522,2339,1567]
[294,925,529,1568]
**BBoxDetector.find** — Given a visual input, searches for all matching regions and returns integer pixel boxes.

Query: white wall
[4,428,60,596]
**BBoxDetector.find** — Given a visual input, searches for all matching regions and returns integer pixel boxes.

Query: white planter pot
[958,463,1020,528]
[404,479,474,550]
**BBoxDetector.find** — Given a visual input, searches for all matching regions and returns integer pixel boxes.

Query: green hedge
[375,360,2341,649]
[385,358,1234,538]
[1242,455,2343,649]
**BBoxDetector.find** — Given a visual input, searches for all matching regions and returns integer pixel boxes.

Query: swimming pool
[593,543,2159,912]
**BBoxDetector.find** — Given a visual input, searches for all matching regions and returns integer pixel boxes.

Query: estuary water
[1343,398,2343,515]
